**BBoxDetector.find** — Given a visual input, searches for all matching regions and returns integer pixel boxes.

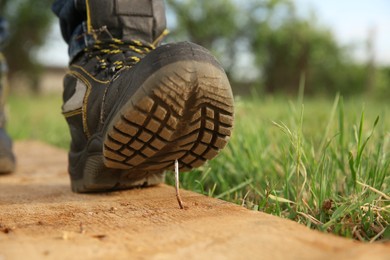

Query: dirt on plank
[0,140,389,259]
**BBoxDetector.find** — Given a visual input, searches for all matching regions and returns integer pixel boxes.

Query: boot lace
[91,38,156,74]
[85,27,169,77]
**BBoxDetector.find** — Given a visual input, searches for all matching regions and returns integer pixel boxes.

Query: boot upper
[87,0,166,45]
[62,0,168,155]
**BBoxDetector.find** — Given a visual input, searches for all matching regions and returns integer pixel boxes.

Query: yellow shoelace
[90,38,155,72]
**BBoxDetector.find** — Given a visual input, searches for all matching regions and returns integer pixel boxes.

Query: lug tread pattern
[103,62,234,173]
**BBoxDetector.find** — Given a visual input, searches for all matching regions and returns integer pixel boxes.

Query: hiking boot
[63,0,234,192]
[0,52,15,174]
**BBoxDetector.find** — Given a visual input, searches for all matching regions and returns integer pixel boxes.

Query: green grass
[7,94,70,148]
[6,93,390,242]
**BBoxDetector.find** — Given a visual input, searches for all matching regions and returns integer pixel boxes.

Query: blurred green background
[1,0,390,98]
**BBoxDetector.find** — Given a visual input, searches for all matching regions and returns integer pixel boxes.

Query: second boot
[0,18,15,174]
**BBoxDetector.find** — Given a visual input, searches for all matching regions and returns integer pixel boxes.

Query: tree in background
[1,0,53,92]
[166,0,241,83]
[166,0,290,94]
[251,11,367,95]
[167,0,375,96]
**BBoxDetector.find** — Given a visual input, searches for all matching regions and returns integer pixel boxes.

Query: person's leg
[0,17,15,174]
[52,0,87,60]
[53,0,234,192]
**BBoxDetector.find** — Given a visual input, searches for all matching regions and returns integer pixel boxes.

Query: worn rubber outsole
[71,154,165,193]
[103,60,234,174]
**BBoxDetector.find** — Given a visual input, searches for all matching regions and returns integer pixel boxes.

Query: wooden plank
[0,141,389,259]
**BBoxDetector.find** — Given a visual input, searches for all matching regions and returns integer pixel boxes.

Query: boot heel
[71,155,165,193]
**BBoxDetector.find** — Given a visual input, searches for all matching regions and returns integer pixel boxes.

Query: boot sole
[103,60,234,174]
[0,156,15,174]
[71,154,165,193]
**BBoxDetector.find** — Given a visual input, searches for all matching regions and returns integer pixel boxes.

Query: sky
[37,0,390,67]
